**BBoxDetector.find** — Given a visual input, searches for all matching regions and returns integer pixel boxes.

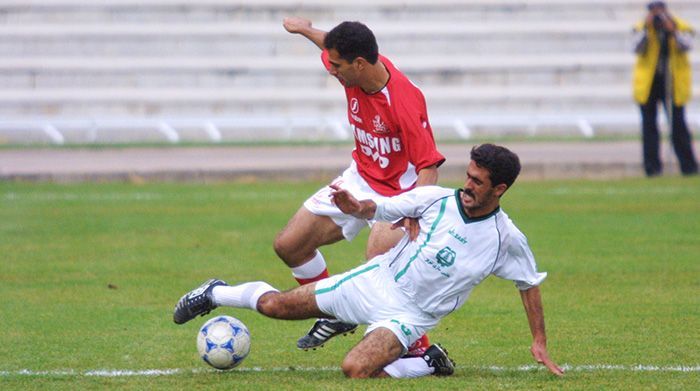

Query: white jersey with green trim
[373,185,547,318]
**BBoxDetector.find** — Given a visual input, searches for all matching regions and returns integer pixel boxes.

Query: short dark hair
[470,144,521,189]
[324,21,379,64]
[647,1,666,10]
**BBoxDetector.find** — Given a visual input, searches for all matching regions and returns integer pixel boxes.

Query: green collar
[454,189,500,224]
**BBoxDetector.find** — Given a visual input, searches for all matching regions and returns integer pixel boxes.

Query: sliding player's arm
[520,287,564,376]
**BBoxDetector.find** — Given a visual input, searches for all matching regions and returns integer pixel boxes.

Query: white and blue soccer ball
[196,315,251,370]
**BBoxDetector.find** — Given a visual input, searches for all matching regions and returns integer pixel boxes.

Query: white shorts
[314,257,440,354]
[303,162,388,241]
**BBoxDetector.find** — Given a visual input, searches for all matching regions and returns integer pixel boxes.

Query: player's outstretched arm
[519,286,564,376]
[282,16,327,50]
[329,184,377,220]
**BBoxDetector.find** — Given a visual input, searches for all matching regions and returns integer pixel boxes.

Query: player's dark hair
[324,21,379,64]
[647,1,666,10]
[470,144,521,190]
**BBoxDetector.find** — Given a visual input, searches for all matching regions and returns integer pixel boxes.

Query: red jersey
[322,51,445,196]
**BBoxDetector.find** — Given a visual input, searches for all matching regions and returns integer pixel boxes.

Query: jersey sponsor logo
[352,124,402,169]
[350,113,363,123]
[448,228,468,244]
[419,246,456,278]
[436,247,456,267]
[372,115,389,134]
[350,98,360,114]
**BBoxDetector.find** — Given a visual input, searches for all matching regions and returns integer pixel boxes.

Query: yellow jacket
[633,17,693,105]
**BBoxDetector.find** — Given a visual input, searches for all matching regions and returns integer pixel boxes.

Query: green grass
[1,177,699,389]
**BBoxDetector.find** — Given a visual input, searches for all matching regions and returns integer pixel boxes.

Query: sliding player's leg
[341,327,404,378]
[341,325,455,378]
[174,279,327,325]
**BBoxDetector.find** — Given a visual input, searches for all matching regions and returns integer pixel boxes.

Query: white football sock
[383,356,434,378]
[291,250,327,280]
[212,282,278,310]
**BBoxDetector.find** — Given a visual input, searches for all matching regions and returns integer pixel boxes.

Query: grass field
[1,177,699,390]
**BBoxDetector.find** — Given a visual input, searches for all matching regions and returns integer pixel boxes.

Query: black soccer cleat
[173,279,227,325]
[423,344,456,376]
[296,319,358,350]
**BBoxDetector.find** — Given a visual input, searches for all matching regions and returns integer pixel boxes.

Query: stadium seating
[0,0,698,143]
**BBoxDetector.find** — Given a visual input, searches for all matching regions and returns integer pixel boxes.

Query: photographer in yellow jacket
[633,1,698,176]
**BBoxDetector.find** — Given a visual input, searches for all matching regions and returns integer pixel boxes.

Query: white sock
[291,250,327,280]
[383,357,434,378]
[212,282,278,310]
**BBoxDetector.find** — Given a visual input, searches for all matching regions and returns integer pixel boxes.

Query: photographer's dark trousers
[640,75,699,176]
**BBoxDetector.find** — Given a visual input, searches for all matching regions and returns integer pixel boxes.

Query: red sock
[294,268,329,285]
[407,334,430,356]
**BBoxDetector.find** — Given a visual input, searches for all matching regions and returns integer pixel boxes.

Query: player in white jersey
[173,144,564,378]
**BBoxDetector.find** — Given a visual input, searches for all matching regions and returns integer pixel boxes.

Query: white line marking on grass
[489,364,700,373]
[85,369,188,376]
[2,365,699,377]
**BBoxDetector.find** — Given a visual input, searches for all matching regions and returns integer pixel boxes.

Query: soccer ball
[197,315,251,370]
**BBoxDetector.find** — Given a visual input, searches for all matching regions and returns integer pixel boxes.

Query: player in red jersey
[278,17,445,352]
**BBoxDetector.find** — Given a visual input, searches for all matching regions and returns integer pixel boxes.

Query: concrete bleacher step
[0,20,637,36]
[0,53,671,72]
[0,20,654,57]
[0,52,697,71]
[0,36,636,58]
[2,0,699,23]
[2,85,698,110]
[1,54,699,94]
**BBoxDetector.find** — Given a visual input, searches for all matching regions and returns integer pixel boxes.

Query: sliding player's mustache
[463,188,475,198]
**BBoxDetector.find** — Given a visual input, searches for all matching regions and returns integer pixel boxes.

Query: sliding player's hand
[391,217,420,241]
[530,342,564,377]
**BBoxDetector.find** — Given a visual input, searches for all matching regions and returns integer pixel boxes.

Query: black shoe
[646,169,662,177]
[423,344,455,376]
[681,167,698,176]
[173,279,227,324]
[296,319,358,350]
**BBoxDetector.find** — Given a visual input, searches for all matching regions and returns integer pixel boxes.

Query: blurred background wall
[0,0,698,145]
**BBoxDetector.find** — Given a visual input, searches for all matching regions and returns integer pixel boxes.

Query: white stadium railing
[3,112,700,145]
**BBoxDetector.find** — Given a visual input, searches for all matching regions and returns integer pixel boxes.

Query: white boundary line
[1,364,699,377]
